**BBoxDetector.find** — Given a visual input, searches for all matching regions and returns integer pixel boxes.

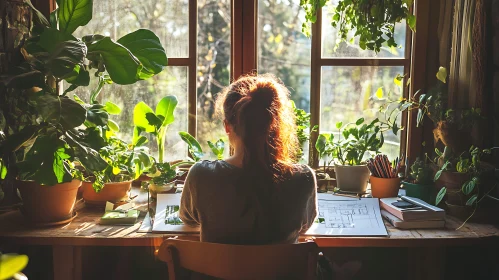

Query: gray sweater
[179,160,318,244]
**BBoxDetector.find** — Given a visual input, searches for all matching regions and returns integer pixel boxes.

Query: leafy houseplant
[434,147,499,226]
[300,0,416,52]
[0,0,167,223]
[292,101,317,163]
[316,117,398,193]
[402,157,434,203]
[179,131,226,161]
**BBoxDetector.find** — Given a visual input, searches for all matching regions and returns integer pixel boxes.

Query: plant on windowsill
[292,101,317,164]
[0,0,168,224]
[133,96,195,196]
[179,131,226,161]
[402,157,434,203]
[316,116,401,194]
[300,0,416,53]
[434,147,499,227]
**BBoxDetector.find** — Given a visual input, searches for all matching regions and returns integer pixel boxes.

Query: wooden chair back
[157,238,318,280]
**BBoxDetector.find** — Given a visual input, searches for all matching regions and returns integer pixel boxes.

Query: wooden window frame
[37,0,428,166]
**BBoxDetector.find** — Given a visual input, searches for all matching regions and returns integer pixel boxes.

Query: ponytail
[218,74,299,183]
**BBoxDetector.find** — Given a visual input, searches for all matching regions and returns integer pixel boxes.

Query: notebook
[380,197,445,221]
[381,210,445,229]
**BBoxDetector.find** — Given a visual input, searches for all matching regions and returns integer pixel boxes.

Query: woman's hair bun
[248,80,278,109]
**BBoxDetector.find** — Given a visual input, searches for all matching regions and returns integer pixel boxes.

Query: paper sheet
[305,197,387,236]
[152,194,199,233]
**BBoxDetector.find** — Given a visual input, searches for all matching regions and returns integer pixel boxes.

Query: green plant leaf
[65,66,90,86]
[0,254,29,280]
[117,29,168,79]
[87,37,142,85]
[155,96,178,126]
[315,134,328,158]
[335,121,343,129]
[407,14,416,31]
[133,135,148,147]
[145,113,163,130]
[57,0,93,35]
[86,105,109,126]
[37,27,77,52]
[208,139,225,159]
[466,194,478,206]
[133,102,156,133]
[34,95,86,129]
[462,178,477,195]
[25,0,50,28]
[107,119,119,132]
[435,187,446,205]
[435,148,443,157]
[46,40,87,79]
[436,67,447,83]
[355,118,365,125]
[179,132,204,161]
[104,101,121,115]
[394,75,403,86]
[0,160,7,179]
[375,87,383,99]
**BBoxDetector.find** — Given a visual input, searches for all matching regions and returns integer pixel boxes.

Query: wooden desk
[0,188,498,280]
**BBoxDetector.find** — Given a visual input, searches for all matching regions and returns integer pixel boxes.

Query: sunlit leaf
[0,254,29,280]
[375,87,383,99]
[435,187,446,205]
[155,96,178,126]
[436,67,447,83]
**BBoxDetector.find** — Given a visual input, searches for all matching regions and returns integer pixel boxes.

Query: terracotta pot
[334,164,370,193]
[16,180,81,223]
[149,182,175,198]
[370,176,401,198]
[82,181,132,205]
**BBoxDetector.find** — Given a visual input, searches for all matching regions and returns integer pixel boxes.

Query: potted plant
[291,101,317,163]
[0,0,167,224]
[434,147,499,226]
[402,157,434,203]
[133,96,195,195]
[179,131,226,161]
[81,137,154,205]
[314,133,335,192]
[317,117,397,193]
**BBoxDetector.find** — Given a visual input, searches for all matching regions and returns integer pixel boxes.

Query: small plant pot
[370,176,401,198]
[82,181,132,205]
[16,179,81,224]
[402,181,433,203]
[334,164,370,193]
[149,182,175,198]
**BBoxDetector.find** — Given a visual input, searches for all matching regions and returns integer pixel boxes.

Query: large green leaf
[208,139,225,160]
[315,134,328,159]
[87,37,142,85]
[133,102,156,133]
[435,187,446,205]
[179,132,204,161]
[117,29,168,79]
[35,95,86,129]
[38,27,77,52]
[156,96,178,126]
[57,0,93,35]
[46,40,87,78]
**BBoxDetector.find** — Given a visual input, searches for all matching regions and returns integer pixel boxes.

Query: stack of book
[380,196,446,229]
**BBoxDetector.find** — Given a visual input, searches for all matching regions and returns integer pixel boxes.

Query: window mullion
[188,0,198,137]
[309,5,322,168]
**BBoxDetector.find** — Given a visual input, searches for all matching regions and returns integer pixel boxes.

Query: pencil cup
[370,176,401,198]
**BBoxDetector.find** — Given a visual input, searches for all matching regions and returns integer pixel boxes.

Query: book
[99,210,140,225]
[381,210,445,229]
[380,197,445,221]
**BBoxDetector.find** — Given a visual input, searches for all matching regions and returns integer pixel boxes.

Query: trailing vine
[300,0,416,52]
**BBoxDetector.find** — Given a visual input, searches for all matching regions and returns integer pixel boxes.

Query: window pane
[258,0,312,162]
[321,0,407,58]
[320,66,404,160]
[71,67,188,161]
[197,0,231,159]
[75,0,189,58]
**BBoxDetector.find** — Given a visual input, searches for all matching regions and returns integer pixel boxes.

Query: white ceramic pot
[148,182,175,198]
[334,164,370,193]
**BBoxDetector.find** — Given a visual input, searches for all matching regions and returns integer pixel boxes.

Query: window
[72,0,231,161]
[258,0,411,164]
[69,0,411,164]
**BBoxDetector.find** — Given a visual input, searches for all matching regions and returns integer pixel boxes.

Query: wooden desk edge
[2,235,498,248]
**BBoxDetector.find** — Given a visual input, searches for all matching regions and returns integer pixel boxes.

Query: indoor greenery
[300,0,416,52]
[179,131,225,161]
[292,100,317,162]
[133,96,178,164]
[0,0,168,186]
[406,157,433,185]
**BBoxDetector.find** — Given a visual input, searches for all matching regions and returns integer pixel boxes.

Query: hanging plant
[300,0,416,52]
